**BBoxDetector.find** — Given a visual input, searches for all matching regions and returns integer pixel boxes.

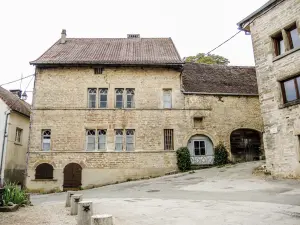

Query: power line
[0,74,34,87]
[206,0,285,55]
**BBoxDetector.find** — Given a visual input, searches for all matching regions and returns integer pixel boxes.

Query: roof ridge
[186,62,255,69]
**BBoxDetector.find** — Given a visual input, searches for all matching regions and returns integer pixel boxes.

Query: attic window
[94,68,103,74]
[127,34,140,39]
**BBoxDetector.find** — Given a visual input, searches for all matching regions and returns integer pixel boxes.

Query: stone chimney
[10,89,22,98]
[60,29,67,44]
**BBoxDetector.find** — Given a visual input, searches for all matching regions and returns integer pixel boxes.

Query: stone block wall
[249,0,300,177]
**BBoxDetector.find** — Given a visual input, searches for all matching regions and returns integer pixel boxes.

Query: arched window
[35,163,54,179]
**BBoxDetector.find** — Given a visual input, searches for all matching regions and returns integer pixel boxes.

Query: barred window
[88,88,97,108]
[42,130,51,151]
[94,67,103,74]
[115,89,124,109]
[98,130,107,150]
[126,89,135,108]
[126,129,135,151]
[99,88,108,108]
[115,129,123,151]
[164,129,174,150]
[86,129,96,151]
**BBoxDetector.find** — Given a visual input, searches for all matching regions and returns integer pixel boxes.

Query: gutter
[0,111,10,186]
[182,91,259,97]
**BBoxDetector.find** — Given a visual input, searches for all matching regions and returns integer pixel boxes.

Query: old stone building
[26,31,263,191]
[238,0,300,177]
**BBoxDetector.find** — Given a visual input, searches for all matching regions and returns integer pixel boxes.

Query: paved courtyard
[1,161,300,225]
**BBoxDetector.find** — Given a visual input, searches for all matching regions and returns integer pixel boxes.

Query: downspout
[0,111,10,187]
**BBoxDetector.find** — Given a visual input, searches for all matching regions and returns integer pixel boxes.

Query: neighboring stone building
[26,30,263,191]
[0,88,31,186]
[238,0,300,177]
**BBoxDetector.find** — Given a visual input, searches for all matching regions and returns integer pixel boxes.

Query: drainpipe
[0,111,10,187]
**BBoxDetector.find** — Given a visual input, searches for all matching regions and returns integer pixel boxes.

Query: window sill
[279,99,300,109]
[273,47,300,62]
[14,142,22,146]
[32,179,57,182]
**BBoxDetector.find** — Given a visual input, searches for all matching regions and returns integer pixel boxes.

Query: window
[99,88,108,108]
[42,130,51,151]
[194,141,206,156]
[88,88,97,108]
[281,75,300,103]
[163,89,172,108]
[273,33,285,56]
[86,130,96,151]
[15,128,22,143]
[287,25,300,50]
[126,89,135,108]
[115,89,124,108]
[164,129,174,150]
[126,129,135,151]
[35,163,53,179]
[98,130,106,150]
[94,68,103,74]
[115,130,123,151]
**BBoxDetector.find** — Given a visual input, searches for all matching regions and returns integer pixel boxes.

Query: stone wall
[249,0,300,177]
[26,66,263,190]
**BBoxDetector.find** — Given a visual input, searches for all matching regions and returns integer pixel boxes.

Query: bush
[3,183,28,206]
[214,143,229,166]
[176,147,191,171]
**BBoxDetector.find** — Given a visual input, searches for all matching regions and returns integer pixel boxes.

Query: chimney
[127,34,140,39]
[10,89,22,98]
[60,29,67,44]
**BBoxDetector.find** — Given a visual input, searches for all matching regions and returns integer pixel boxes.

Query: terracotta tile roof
[182,63,258,95]
[30,38,183,66]
[0,87,31,117]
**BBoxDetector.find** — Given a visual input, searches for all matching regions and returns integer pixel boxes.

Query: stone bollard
[65,191,76,207]
[77,201,93,225]
[70,194,83,215]
[92,214,114,225]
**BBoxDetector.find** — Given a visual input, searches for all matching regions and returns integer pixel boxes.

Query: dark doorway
[230,129,261,162]
[63,163,82,190]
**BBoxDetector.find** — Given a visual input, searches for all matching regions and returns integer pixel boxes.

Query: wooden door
[63,163,82,189]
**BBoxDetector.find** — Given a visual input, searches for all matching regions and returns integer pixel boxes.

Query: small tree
[214,143,229,166]
[176,147,191,171]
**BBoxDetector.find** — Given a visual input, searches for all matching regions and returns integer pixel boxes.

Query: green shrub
[214,143,229,166]
[3,183,28,206]
[176,147,191,171]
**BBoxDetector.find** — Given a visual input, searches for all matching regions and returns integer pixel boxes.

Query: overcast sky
[0,0,268,103]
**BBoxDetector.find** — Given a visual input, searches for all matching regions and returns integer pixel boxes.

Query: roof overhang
[237,0,283,32]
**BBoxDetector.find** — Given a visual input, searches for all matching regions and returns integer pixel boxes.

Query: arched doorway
[63,163,82,190]
[230,129,261,162]
[187,135,214,165]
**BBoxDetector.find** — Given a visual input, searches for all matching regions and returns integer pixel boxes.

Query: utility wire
[206,0,285,55]
[0,74,34,87]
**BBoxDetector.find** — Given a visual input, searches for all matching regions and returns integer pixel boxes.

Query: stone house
[0,88,31,186]
[238,0,300,177]
[26,31,263,191]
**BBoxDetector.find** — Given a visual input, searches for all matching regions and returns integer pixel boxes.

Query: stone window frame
[35,163,54,180]
[42,129,51,151]
[164,129,174,150]
[271,21,300,58]
[87,88,109,109]
[114,129,135,151]
[86,129,107,151]
[99,88,108,108]
[94,67,103,75]
[15,127,23,144]
[115,88,135,109]
[193,117,204,129]
[163,89,172,109]
[280,74,300,105]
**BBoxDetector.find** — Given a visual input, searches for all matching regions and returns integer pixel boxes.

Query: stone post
[70,194,83,215]
[91,214,114,225]
[78,201,93,225]
[65,191,76,207]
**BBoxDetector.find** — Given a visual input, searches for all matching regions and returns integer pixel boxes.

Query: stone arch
[62,160,86,169]
[184,131,217,147]
[230,128,262,162]
[35,163,54,180]
[33,160,56,169]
